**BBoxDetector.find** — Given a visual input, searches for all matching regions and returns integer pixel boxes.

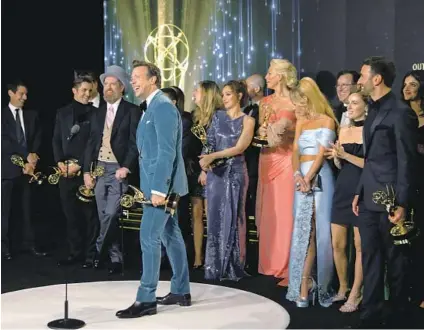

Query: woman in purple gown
[199,80,255,281]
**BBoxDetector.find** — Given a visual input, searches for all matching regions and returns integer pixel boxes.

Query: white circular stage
[1,281,290,329]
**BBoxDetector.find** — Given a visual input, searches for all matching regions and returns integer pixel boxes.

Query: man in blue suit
[116,60,191,319]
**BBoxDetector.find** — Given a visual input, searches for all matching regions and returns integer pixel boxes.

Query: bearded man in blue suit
[116,61,190,319]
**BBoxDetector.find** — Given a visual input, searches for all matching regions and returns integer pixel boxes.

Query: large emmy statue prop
[47,159,81,185]
[372,185,420,245]
[76,163,104,203]
[120,185,180,216]
[252,104,271,148]
[191,125,227,168]
[10,154,45,184]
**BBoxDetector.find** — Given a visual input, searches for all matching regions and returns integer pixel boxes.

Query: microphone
[67,124,80,141]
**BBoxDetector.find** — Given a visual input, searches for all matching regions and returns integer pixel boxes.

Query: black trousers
[358,207,411,323]
[177,194,192,244]
[58,176,98,261]
[245,175,258,270]
[1,176,33,253]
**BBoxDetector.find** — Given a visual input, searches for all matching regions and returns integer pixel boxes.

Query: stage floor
[1,280,290,329]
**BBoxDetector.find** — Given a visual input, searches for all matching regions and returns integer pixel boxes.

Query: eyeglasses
[335,83,354,89]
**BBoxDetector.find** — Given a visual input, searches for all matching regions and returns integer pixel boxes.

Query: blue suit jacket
[136,90,188,200]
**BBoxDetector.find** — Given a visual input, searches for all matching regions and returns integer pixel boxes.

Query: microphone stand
[48,160,85,329]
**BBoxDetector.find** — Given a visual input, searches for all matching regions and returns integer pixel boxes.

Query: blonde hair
[290,77,339,126]
[193,80,223,127]
[270,59,298,89]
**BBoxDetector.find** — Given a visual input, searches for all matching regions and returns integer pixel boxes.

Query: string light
[104,0,302,102]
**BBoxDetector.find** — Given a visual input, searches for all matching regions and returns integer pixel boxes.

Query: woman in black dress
[325,92,367,312]
[401,70,424,309]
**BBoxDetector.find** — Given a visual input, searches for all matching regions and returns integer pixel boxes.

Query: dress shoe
[108,262,123,275]
[82,261,94,269]
[23,247,47,257]
[116,301,157,318]
[57,255,83,266]
[157,292,191,306]
[3,252,12,260]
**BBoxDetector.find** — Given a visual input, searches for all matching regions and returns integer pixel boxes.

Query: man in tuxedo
[116,60,190,319]
[52,73,99,267]
[243,74,264,270]
[334,70,359,126]
[1,80,46,260]
[87,71,105,109]
[352,56,418,328]
[83,65,141,274]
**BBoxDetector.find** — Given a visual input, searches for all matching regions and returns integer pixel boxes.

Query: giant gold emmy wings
[120,185,180,216]
[252,103,271,148]
[76,163,104,203]
[10,154,45,185]
[47,159,81,185]
[191,125,226,168]
[372,185,420,245]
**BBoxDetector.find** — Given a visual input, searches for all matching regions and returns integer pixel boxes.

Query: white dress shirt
[106,98,122,120]
[9,103,26,135]
[145,89,167,198]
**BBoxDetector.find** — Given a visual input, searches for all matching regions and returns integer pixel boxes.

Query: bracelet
[294,170,302,178]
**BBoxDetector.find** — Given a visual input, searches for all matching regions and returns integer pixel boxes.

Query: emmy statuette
[120,185,180,216]
[372,185,420,245]
[10,154,45,185]
[252,103,271,148]
[76,163,104,203]
[191,125,226,168]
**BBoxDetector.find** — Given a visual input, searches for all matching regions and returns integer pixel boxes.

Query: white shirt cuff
[151,190,167,197]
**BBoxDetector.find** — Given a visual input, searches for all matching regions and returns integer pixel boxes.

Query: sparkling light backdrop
[104,0,302,107]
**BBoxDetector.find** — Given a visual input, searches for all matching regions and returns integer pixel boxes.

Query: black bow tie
[140,101,147,112]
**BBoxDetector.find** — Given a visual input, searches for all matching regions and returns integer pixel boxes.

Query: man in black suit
[352,57,418,328]
[243,74,264,270]
[53,73,99,266]
[84,65,141,274]
[1,80,46,260]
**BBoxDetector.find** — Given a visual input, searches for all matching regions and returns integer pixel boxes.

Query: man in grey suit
[116,60,190,319]
[83,65,141,274]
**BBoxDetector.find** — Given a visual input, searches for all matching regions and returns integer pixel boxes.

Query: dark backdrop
[2,0,423,250]
[2,0,104,249]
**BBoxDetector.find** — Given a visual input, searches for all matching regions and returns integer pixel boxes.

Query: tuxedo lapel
[111,100,126,138]
[22,111,31,140]
[365,104,391,157]
[3,108,17,140]
[64,105,74,135]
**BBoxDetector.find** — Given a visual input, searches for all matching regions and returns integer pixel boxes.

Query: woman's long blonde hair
[192,80,223,127]
[290,77,339,126]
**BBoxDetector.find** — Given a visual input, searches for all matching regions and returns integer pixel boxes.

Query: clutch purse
[311,174,322,192]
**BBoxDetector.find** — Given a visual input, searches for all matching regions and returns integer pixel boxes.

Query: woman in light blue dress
[286,77,338,307]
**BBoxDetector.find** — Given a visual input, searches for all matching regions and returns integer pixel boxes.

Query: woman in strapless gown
[286,77,337,308]
[255,59,298,284]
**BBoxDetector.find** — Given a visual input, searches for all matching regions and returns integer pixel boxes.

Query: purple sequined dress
[204,110,248,281]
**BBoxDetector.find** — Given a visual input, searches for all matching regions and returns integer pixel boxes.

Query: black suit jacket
[84,99,141,173]
[243,103,260,178]
[355,92,418,211]
[52,102,94,169]
[1,107,41,179]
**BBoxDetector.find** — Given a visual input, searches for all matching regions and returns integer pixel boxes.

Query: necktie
[15,109,26,148]
[106,105,115,128]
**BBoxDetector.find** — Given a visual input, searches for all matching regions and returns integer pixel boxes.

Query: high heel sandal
[339,295,362,313]
[332,289,350,303]
[296,276,317,308]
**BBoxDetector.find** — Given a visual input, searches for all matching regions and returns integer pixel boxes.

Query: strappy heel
[332,289,350,303]
[296,276,317,308]
[339,295,362,313]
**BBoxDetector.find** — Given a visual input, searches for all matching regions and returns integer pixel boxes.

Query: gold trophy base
[252,135,269,148]
[390,221,420,245]
[76,185,95,203]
